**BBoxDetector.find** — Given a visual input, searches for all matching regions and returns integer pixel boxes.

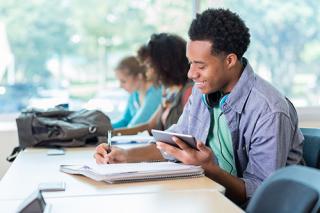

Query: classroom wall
[297,107,320,128]
[0,126,18,180]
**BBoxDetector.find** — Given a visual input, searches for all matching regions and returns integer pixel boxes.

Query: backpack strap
[6,146,23,162]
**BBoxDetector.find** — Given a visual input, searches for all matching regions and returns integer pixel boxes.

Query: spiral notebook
[60,162,204,183]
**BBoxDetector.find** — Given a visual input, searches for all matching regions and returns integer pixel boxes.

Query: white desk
[0,190,244,213]
[0,147,225,200]
[0,147,244,213]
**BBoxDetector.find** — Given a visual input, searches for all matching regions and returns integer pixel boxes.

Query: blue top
[166,58,304,198]
[112,86,162,128]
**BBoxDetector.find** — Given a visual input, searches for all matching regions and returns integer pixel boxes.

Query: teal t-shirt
[207,106,237,176]
[112,86,162,128]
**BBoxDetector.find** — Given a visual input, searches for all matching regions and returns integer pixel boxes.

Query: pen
[107,130,112,154]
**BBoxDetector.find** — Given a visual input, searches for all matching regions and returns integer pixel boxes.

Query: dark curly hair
[137,33,189,87]
[188,8,250,59]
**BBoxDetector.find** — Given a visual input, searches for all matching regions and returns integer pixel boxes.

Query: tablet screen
[151,129,197,149]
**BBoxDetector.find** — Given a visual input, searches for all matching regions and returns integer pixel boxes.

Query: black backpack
[7,108,112,162]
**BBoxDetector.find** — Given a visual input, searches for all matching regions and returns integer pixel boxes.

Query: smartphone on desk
[151,129,197,149]
[38,181,66,192]
[47,148,65,156]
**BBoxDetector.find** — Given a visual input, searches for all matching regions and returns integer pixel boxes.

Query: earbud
[219,94,229,109]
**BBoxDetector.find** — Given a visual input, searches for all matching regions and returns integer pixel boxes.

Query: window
[202,0,320,107]
[1,0,319,125]
[0,0,192,120]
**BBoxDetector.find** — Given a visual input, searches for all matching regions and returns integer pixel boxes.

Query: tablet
[151,129,197,149]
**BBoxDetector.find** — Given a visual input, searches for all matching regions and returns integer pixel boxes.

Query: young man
[94,9,304,205]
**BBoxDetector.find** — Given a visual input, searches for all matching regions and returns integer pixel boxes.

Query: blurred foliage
[204,0,320,103]
[0,0,73,83]
[0,0,192,85]
[0,0,319,106]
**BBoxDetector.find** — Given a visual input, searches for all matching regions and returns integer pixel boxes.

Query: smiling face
[187,40,236,94]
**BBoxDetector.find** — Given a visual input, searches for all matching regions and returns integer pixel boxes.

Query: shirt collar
[226,58,255,114]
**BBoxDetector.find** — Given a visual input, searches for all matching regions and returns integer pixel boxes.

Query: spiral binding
[107,172,205,184]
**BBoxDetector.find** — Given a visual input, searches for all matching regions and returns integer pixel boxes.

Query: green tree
[0,0,73,83]
[204,0,320,103]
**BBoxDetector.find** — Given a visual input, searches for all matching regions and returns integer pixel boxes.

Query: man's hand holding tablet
[151,129,198,150]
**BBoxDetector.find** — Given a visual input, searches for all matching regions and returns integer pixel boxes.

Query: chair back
[246,165,320,213]
[301,128,320,168]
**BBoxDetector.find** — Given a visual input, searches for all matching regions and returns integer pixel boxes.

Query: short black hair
[188,8,250,59]
[137,33,189,87]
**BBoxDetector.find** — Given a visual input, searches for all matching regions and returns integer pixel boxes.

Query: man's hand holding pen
[94,131,129,164]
